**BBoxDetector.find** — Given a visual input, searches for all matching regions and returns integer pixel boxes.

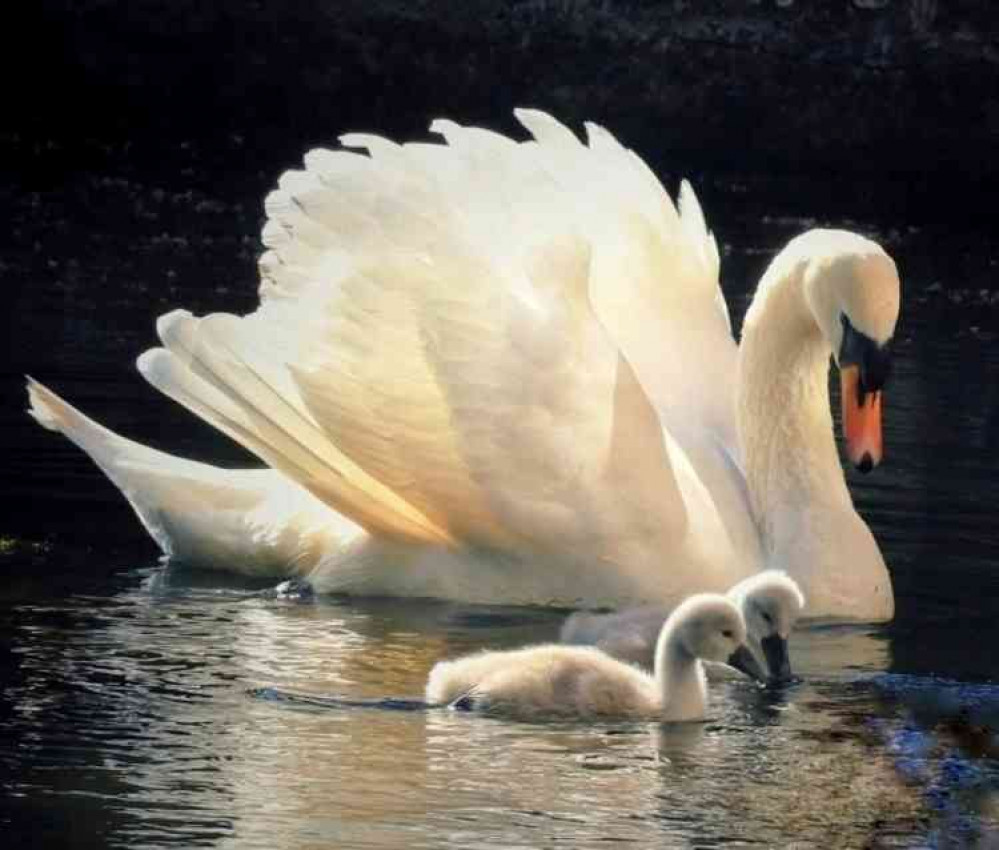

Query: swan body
[560,570,805,682]
[27,111,901,619]
[425,593,764,721]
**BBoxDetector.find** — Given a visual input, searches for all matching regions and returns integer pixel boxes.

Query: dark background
[2,0,998,553]
[9,1,998,217]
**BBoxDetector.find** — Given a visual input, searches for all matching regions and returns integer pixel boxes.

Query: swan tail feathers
[25,376,210,558]
[26,377,156,473]
[25,375,64,432]
[26,377,364,572]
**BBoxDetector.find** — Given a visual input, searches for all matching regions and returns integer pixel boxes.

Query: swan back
[559,604,670,667]
[425,645,660,719]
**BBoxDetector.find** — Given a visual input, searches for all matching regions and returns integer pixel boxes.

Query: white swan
[560,570,805,682]
[27,110,900,619]
[425,593,764,720]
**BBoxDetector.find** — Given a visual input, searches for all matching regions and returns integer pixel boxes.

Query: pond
[2,141,999,847]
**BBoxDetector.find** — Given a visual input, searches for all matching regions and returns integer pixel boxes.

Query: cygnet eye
[761,612,773,625]
[721,629,734,639]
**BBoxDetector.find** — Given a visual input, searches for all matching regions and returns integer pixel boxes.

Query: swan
[425,593,764,720]
[26,110,900,619]
[559,570,805,682]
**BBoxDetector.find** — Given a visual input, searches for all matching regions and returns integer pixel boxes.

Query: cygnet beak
[727,644,767,683]
[761,634,792,684]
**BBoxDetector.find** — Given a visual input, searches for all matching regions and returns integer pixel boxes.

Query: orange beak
[840,365,882,472]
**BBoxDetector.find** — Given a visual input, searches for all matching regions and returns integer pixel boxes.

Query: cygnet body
[560,571,805,682]
[426,594,764,721]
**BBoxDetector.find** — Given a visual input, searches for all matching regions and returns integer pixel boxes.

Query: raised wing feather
[511,110,737,448]
[500,113,753,560]
[141,113,708,563]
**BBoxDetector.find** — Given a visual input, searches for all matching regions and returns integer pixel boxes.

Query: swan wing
[509,110,738,450]
[507,113,756,566]
[138,113,690,566]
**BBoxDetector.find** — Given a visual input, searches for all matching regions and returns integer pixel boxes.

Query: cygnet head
[797,230,900,472]
[729,571,806,684]
[658,593,765,683]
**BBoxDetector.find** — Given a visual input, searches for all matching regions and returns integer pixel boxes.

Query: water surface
[3,566,999,848]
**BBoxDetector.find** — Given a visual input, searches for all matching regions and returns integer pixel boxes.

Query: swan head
[728,571,806,684]
[659,593,766,683]
[799,230,900,473]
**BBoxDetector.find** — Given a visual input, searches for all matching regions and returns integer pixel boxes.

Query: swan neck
[654,623,706,719]
[737,259,851,544]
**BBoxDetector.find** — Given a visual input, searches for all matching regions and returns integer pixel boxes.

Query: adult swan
[28,111,900,620]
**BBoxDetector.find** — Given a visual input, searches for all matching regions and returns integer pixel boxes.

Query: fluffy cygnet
[426,593,765,721]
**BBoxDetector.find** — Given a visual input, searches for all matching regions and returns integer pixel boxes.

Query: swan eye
[721,629,734,639]
[761,612,773,625]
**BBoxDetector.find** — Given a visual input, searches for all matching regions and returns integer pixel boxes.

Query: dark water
[3,152,999,848]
